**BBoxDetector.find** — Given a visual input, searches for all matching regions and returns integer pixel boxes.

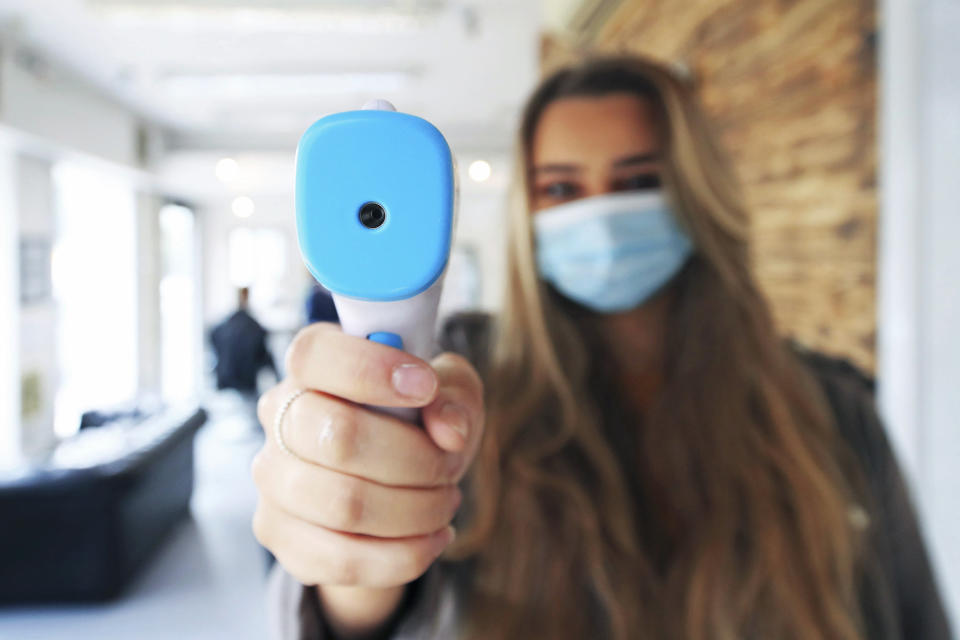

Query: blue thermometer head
[295,109,455,302]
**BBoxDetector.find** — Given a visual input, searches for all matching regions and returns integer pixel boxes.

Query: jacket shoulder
[790,340,875,398]
[788,340,879,455]
[790,342,954,639]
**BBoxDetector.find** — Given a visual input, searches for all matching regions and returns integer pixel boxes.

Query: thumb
[419,353,483,454]
[421,393,471,453]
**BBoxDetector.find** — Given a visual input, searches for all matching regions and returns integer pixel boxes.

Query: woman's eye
[539,181,580,200]
[615,173,661,192]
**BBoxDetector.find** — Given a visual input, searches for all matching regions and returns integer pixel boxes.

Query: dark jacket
[209,308,276,393]
[306,285,339,325]
[266,312,953,640]
[797,345,953,639]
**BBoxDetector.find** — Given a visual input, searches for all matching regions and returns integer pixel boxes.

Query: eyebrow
[612,152,659,168]
[531,162,579,175]
[531,151,659,175]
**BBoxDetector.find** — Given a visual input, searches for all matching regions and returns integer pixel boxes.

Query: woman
[253,56,952,640]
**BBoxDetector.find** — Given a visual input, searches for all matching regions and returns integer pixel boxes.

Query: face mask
[533,189,693,313]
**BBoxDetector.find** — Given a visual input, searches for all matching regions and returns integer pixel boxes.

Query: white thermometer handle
[332,278,444,424]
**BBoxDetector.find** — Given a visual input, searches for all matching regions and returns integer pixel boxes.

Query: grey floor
[0,401,271,640]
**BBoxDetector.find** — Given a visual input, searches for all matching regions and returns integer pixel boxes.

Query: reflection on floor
[0,399,270,639]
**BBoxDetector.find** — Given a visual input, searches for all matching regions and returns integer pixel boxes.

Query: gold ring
[273,388,307,456]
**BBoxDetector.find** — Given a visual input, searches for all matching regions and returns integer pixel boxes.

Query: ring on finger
[274,388,307,457]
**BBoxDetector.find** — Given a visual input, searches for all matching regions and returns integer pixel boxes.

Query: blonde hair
[444,55,865,640]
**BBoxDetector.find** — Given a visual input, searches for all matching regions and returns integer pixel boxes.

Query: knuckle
[326,553,361,586]
[329,477,366,530]
[320,404,359,467]
[346,351,389,394]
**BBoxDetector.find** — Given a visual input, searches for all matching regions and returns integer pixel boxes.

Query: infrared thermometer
[295,100,456,423]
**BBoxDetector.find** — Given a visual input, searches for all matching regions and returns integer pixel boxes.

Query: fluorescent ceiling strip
[89,3,440,33]
[160,72,412,97]
[88,0,443,8]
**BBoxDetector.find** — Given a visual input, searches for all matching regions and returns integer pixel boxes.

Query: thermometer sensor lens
[359,202,387,229]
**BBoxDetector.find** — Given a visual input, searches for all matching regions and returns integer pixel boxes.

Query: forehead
[531,92,659,164]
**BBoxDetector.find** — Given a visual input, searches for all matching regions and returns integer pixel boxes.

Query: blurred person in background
[252,56,952,640]
[210,286,277,427]
[305,283,339,326]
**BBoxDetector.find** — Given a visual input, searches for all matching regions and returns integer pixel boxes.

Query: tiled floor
[0,401,271,639]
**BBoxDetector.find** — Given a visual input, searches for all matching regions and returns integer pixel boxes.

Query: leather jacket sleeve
[799,346,954,639]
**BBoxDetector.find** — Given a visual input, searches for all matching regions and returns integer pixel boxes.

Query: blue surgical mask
[533,189,693,313]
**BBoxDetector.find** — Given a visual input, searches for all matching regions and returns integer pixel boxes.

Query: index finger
[285,323,439,408]
[258,381,461,488]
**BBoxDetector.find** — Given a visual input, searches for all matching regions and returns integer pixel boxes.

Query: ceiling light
[232,196,255,218]
[215,158,239,183]
[468,160,491,183]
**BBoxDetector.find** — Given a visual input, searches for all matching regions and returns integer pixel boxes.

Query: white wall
[878,0,960,625]
[0,43,172,457]
[136,192,162,396]
[0,147,19,466]
[447,155,511,314]
[16,154,57,457]
[0,45,139,167]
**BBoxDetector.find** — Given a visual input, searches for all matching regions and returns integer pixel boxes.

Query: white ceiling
[0,0,543,155]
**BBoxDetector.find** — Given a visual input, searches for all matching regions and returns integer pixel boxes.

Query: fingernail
[440,403,469,440]
[392,364,436,400]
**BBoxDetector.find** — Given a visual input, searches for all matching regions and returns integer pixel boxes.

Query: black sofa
[0,407,206,604]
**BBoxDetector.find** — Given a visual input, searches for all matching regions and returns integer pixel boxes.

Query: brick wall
[549,0,878,371]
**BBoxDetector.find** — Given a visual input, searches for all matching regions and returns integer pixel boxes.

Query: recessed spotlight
[232,196,255,218]
[216,158,239,183]
[468,159,491,183]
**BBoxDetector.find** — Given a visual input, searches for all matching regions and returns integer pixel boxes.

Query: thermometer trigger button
[367,332,404,350]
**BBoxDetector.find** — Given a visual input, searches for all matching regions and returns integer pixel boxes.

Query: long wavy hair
[442,55,868,640]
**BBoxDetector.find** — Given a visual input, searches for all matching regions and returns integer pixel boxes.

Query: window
[51,163,137,437]
[159,204,199,403]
